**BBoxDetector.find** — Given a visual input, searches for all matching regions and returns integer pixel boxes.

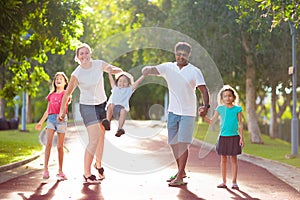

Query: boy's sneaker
[83,174,101,184]
[43,171,50,179]
[115,128,125,137]
[56,173,67,181]
[101,119,111,130]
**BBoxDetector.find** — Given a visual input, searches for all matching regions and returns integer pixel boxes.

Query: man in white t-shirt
[142,42,210,187]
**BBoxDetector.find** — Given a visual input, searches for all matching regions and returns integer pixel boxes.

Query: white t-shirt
[107,86,133,111]
[72,60,107,105]
[156,62,206,116]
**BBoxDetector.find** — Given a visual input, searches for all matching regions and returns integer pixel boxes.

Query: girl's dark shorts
[79,102,107,127]
[216,135,242,156]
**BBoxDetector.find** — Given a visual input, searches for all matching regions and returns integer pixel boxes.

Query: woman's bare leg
[84,123,101,177]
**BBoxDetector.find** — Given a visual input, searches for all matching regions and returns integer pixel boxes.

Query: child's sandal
[115,128,125,137]
[217,183,227,188]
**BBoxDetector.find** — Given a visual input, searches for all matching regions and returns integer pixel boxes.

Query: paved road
[0,121,300,200]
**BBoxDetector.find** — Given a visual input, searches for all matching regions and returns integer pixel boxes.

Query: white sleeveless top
[72,60,107,105]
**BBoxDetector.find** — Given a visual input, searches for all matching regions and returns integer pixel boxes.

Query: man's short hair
[175,42,192,53]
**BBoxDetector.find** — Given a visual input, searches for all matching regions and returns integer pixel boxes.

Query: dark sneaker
[101,119,110,130]
[115,128,125,137]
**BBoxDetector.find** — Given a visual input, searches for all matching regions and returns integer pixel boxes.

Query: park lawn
[193,122,300,168]
[0,124,43,166]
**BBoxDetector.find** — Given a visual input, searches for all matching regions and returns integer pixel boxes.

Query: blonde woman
[58,43,122,183]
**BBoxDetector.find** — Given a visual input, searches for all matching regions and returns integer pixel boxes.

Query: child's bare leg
[102,104,113,131]
[106,103,114,121]
[221,155,227,184]
[44,129,55,172]
[231,155,238,184]
[57,132,65,174]
[118,108,127,129]
[115,108,127,137]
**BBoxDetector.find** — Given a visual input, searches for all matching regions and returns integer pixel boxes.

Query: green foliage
[256,0,300,29]
[0,0,84,103]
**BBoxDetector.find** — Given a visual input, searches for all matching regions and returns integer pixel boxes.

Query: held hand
[106,65,113,74]
[142,66,150,76]
[58,114,65,122]
[198,106,208,117]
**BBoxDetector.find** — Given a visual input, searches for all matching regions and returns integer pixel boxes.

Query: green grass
[0,124,43,166]
[193,122,300,168]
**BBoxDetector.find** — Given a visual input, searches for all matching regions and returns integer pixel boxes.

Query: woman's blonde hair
[217,85,239,105]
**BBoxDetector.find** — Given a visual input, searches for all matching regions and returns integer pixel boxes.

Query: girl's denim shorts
[46,114,67,133]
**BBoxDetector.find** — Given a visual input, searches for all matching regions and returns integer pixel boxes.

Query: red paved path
[0,121,299,200]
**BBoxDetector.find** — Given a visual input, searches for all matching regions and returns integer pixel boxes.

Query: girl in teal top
[202,85,245,190]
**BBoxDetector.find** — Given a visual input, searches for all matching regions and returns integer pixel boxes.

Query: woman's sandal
[83,174,101,184]
[94,163,105,180]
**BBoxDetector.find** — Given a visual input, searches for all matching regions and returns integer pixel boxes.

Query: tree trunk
[269,84,277,138]
[0,97,5,119]
[27,95,32,123]
[241,31,263,144]
[0,83,5,118]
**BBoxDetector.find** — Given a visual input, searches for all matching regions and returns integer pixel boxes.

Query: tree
[256,0,300,29]
[0,0,83,119]
[231,0,300,141]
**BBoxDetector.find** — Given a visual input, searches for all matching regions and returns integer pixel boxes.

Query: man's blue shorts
[167,112,195,145]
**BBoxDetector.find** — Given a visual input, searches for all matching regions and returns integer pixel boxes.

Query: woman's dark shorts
[79,102,107,127]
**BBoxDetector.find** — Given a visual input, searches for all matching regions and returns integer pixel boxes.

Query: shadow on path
[177,185,205,200]
[80,183,103,200]
[17,180,60,200]
[225,188,260,200]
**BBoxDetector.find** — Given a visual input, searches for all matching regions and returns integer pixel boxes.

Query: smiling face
[174,42,192,68]
[175,50,190,68]
[52,73,68,92]
[76,47,91,65]
[116,75,130,88]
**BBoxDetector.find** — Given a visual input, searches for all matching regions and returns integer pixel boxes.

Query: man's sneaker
[43,171,50,179]
[83,174,101,184]
[101,119,111,130]
[56,173,67,181]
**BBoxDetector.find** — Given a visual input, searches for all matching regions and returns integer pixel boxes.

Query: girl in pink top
[35,72,70,180]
